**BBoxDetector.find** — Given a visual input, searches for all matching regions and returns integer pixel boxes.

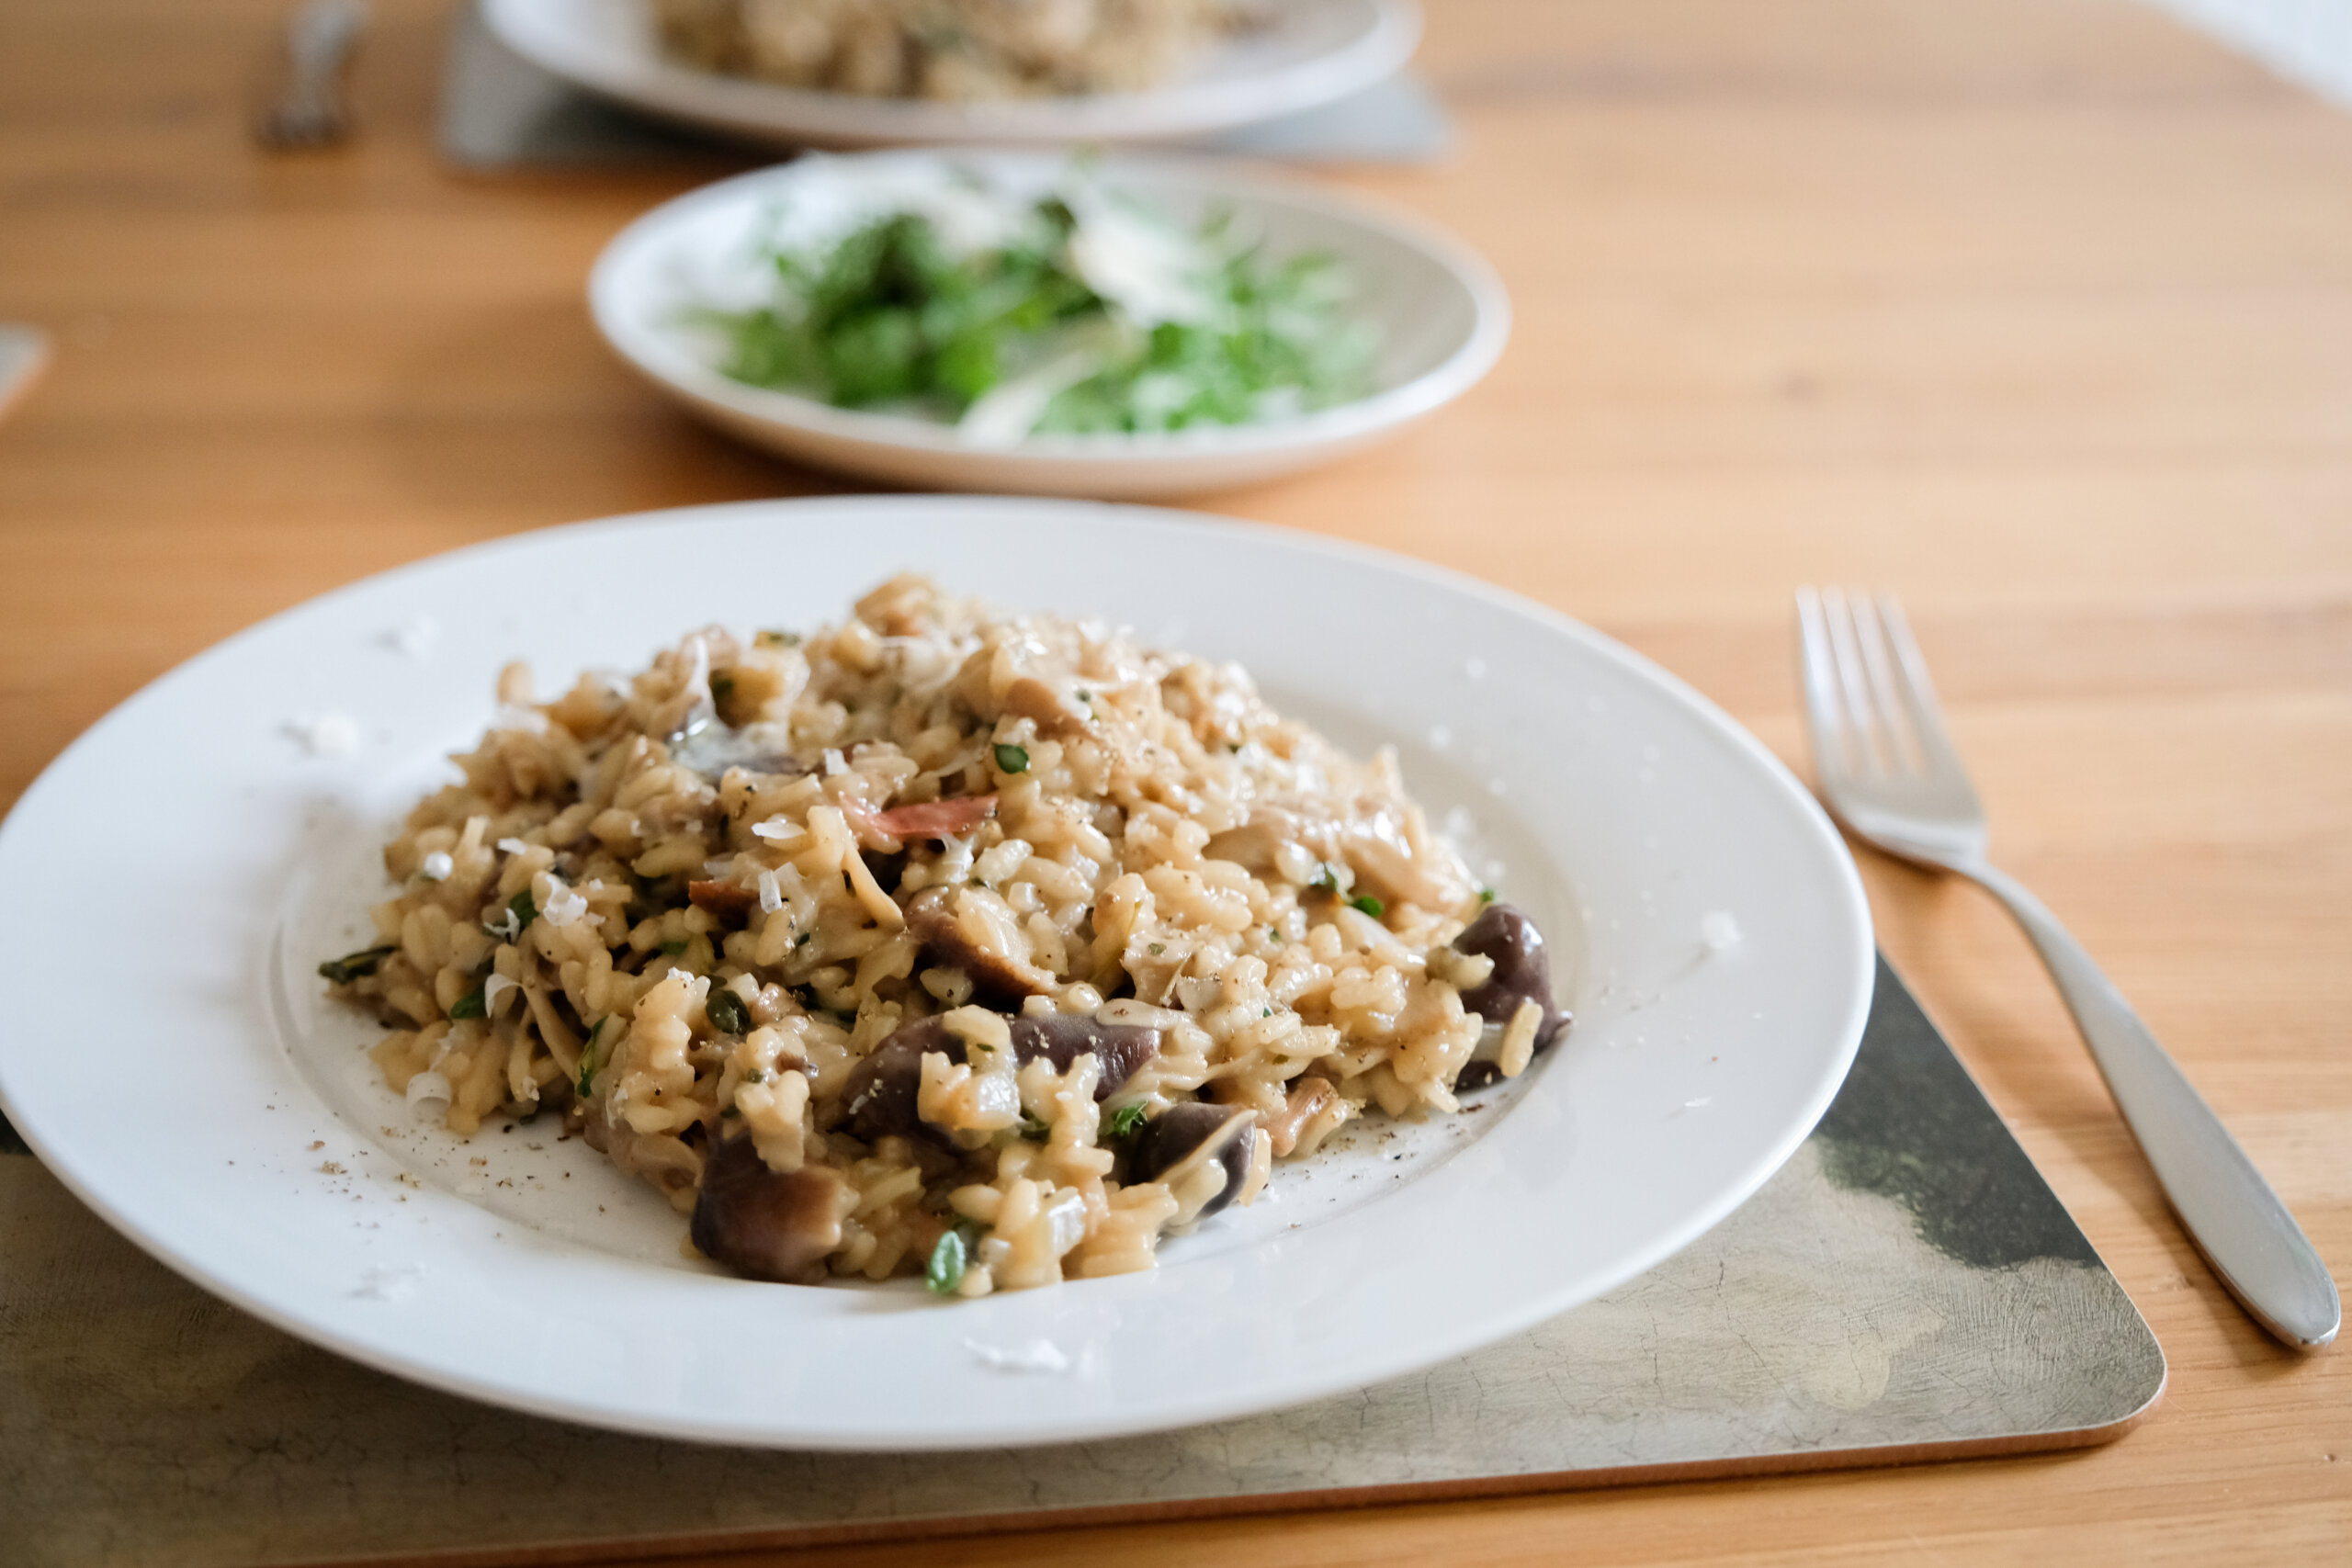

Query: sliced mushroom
[687,878,759,923]
[689,1134,854,1283]
[904,886,1055,1008]
[1452,902,1571,1089]
[839,1010,1162,1145]
[1001,675,1090,739]
[1261,1077,1343,1158]
[1012,1011,1162,1089]
[1127,1102,1258,1222]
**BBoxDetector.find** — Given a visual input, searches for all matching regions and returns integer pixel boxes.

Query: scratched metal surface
[0,959,2163,1568]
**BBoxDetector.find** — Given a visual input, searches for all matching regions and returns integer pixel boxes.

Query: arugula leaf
[703,181,1374,443]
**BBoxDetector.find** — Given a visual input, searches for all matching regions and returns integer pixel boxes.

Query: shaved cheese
[405,1070,452,1114]
[541,877,589,928]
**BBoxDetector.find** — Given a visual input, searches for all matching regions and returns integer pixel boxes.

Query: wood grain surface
[3,0,2348,1562]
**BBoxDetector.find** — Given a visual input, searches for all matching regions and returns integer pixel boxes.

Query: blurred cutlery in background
[258,0,368,150]
[0,325,51,422]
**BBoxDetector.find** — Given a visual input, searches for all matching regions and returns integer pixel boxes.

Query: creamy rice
[652,0,1252,100]
[322,576,1568,1294]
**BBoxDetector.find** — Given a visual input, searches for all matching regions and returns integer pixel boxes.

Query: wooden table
[4,0,2349,1561]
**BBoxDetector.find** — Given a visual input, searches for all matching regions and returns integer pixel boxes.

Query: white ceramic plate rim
[588,152,1511,467]
[0,498,1872,1450]
[484,0,1423,147]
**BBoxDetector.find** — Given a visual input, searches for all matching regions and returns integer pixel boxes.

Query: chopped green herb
[1261,1006,1273,1017]
[577,1018,612,1098]
[711,672,736,703]
[1076,689,1091,703]
[317,945,396,985]
[706,988,751,1035]
[744,1067,768,1084]
[447,987,487,1021]
[1018,1113,1052,1142]
[1227,742,1242,753]
[1104,1103,1149,1140]
[721,1103,741,1118]
[1148,942,1166,956]
[1477,887,1498,905]
[993,742,1030,774]
[755,629,801,648]
[1350,894,1385,919]
[1310,863,1341,895]
[659,939,689,956]
[925,1227,968,1296]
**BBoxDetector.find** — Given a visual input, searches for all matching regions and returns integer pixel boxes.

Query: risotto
[652,0,1253,101]
[321,576,1568,1295]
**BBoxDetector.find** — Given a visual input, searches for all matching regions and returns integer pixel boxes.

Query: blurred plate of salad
[591,151,1509,497]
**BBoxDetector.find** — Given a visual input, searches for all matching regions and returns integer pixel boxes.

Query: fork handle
[1962,859,2339,1348]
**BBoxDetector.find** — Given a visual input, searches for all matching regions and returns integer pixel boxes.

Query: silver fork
[1797,587,2337,1350]
[257,0,368,151]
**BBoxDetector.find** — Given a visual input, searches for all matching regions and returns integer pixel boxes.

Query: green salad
[701,173,1379,443]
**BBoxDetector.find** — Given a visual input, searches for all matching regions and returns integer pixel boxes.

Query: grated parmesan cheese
[964,1337,1072,1374]
[540,877,588,928]
[383,615,440,660]
[285,711,360,759]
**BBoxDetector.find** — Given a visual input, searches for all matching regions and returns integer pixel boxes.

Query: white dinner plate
[0,498,1872,1450]
[591,152,1510,496]
[483,0,1422,149]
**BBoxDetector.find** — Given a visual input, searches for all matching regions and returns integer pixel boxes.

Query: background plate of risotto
[0,496,1871,1450]
[483,0,1423,150]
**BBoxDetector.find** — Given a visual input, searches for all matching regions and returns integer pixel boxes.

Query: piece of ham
[840,794,999,851]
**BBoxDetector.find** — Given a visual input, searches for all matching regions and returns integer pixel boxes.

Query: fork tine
[1794,586,1853,781]
[1872,594,1967,772]
[1819,586,1892,775]
[1849,592,1922,773]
